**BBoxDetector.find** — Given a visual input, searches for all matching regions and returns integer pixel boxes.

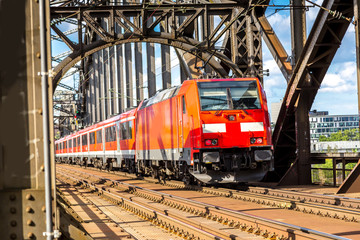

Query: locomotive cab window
[198,81,261,111]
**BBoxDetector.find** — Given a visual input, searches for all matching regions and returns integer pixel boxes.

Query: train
[55,78,274,184]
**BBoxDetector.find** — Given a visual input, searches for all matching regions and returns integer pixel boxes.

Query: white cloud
[306,0,322,23]
[320,61,356,93]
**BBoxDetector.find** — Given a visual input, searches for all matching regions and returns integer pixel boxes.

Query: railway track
[56,165,353,240]
[62,164,360,223]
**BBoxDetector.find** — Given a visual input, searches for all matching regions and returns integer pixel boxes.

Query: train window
[77,136,80,146]
[68,140,72,149]
[82,134,88,146]
[96,129,102,144]
[89,132,95,144]
[64,141,67,149]
[198,80,260,111]
[105,125,116,142]
[73,138,76,147]
[182,95,186,114]
[120,121,132,140]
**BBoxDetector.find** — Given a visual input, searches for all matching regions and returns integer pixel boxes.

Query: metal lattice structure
[50,0,266,126]
[50,0,360,187]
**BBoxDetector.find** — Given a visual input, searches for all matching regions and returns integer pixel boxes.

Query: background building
[312,141,360,152]
[270,100,282,127]
[309,110,359,142]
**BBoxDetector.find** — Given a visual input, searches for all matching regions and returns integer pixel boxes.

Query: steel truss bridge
[1,0,360,239]
[50,0,359,186]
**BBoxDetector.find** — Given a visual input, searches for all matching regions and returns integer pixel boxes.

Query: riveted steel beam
[272,0,354,182]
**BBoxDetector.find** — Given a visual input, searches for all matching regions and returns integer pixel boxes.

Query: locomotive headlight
[228,115,236,121]
[205,139,218,146]
[211,139,218,146]
[250,137,263,144]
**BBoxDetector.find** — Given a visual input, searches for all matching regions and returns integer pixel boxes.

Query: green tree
[319,129,359,142]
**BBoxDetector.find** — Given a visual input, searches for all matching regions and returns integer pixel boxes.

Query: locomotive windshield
[198,80,261,111]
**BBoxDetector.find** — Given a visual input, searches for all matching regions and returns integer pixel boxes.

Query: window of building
[346,122,353,126]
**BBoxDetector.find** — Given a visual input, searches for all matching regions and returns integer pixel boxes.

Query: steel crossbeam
[50,2,265,88]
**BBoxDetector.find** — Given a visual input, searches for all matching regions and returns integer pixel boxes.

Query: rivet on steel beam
[40,165,45,171]
[42,206,46,212]
[26,194,34,201]
[10,233,17,239]
[27,232,35,239]
[9,194,16,201]
[10,220,17,227]
[27,220,35,226]
[36,52,41,59]
[10,207,16,214]
[26,207,34,213]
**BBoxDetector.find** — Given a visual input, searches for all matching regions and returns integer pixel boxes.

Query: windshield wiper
[226,88,233,110]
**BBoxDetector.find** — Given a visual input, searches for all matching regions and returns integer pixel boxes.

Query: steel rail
[57,172,225,240]
[57,165,351,240]
[246,186,360,209]
[58,164,360,222]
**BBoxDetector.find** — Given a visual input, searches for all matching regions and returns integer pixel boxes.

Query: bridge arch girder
[53,32,244,89]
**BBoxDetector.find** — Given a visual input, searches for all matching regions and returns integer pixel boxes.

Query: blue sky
[52,0,359,116]
[264,0,358,115]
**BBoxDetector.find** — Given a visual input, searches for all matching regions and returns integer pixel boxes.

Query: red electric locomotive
[55,78,273,184]
[135,78,273,183]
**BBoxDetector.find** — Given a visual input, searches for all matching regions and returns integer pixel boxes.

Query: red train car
[135,78,273,183]
[55,108,137,170]
[55,78,273,184]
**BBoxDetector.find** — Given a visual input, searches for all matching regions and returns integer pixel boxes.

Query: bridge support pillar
[0,0,55,238]
[278,0,312,185]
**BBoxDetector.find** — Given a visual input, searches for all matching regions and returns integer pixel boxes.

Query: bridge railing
[310,153,360,186]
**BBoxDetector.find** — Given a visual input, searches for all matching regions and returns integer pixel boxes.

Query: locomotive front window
[198,81,261,110]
